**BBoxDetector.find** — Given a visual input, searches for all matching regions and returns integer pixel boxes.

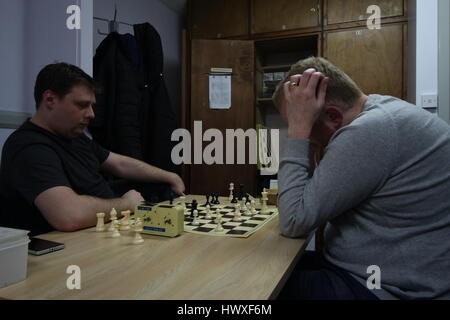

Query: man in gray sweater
[273,57,450,300]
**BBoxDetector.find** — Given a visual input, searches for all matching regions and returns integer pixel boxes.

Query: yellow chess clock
[134,203,184,237]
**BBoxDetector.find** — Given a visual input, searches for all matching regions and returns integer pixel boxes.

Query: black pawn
[231,193,238,204]
[215,194,220,205]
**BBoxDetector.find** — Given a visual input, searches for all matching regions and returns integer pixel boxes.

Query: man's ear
[323,106,344,130]
[41,90,57,110]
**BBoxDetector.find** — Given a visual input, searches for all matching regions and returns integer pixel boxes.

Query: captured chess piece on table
[132,218,144,245]
[108,208,118,232]
[96,212,105,232]
[119,210,131,231]
[111,220,121,238]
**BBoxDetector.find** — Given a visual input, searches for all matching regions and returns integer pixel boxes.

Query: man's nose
[86,105,95,119]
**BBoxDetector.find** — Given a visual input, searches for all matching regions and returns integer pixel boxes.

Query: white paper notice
[209,75,231,109]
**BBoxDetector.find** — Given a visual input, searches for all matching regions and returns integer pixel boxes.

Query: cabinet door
[325,0,405,25]
[252,0,320,34]
[324,24,406,99]
[190,0,249,39]
[190,40,256,196]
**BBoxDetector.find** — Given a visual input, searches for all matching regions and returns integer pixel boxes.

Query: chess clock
[135,203,185,237]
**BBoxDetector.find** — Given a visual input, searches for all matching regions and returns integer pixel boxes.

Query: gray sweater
[278,94,450,300]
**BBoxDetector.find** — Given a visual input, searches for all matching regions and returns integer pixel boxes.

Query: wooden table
[0,196,306,300]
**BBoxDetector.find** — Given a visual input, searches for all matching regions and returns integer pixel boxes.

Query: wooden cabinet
[189,40,256,196]
[189,0,249,39]
[323,23,407,99]
[324,0,405,25]
[251,0,321,34]
[186,0,409,194]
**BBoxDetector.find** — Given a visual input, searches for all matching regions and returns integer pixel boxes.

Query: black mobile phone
[28,237,65,256]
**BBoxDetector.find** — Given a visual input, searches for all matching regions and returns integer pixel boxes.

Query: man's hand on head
[281,68,329,139]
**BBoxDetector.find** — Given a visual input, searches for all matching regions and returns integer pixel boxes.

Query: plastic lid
[0,227,30,246]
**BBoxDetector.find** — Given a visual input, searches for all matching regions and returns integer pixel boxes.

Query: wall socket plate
[421,94,438,108]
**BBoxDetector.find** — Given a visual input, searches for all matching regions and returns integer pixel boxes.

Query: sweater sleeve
[278,115,397,238]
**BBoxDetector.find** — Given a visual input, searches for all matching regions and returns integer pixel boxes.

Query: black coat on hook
[90,23,178,174]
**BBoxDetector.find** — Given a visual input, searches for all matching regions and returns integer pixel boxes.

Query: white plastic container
[0,227,30,289]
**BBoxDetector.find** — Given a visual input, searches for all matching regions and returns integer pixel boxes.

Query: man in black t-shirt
[0,63,185,235]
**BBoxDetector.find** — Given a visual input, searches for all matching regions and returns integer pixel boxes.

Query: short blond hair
[272,57,362,110]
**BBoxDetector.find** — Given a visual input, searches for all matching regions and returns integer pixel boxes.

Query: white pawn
[229,183,234,202]
[243,202,252,216]
[214,210,220,224]
[205,204,212,219]
[191,209,200,226]
[233,203,242,222]
[241,196,247,208]
[179,196,187,212]
[96,212,105,232]
[132,218,144,245]
[215,215,224,232]
[111,220,121,238]
[108,208,118,231]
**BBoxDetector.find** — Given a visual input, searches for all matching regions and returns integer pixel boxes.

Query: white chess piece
[233,203,242,222]
[108,208,118,232]
[132,218,144,244]
[243,202,252,216]
[229,183,234,201]
[215,215,224,232]
[214,209,220,224]
[191,209,200,226]
[179,196,187,212]
[119,210,131,231]
[250,200,257,216]
[241,196,247,208]
[205,205,212,219]
[111,220,121,238]
[261,190,268,213]
[96,212,105,232]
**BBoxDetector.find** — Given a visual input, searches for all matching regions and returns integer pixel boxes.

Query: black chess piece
[191,199,198,217]
[245,194,251,205]
[203,194,210,206]
[211,193,218,205]
[238,184,245,201]
[231,193,238,204]
[214,194,220,205]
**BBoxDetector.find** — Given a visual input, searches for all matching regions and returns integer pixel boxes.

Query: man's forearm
[70,195,133,230]
[107,153,175,185]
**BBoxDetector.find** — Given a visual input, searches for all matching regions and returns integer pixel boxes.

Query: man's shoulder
[4,122,53,151]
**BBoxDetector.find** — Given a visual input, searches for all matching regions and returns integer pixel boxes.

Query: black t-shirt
[0,120,115,235]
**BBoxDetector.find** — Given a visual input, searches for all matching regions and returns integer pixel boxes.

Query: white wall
[438,0,450,124]
[93,0,184,118]
[414,0,439,109]
[0,0,27,113]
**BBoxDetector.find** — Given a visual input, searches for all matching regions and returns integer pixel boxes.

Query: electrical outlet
[421,94,438,108]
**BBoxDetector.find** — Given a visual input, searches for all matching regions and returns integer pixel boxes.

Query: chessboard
[183,201,278,238]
